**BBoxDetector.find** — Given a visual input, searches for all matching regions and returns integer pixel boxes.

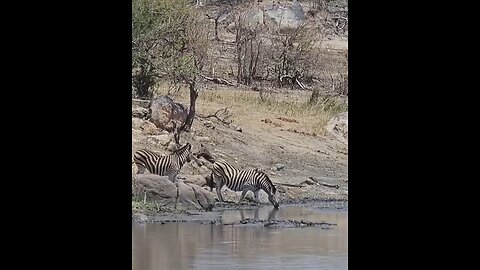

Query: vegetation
[132,0,347,134]
[132,0,210,131]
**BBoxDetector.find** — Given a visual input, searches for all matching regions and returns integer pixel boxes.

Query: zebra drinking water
[195,149,279,208]
[133,143,193,182]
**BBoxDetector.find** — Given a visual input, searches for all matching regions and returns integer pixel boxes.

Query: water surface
[132,206,347,270]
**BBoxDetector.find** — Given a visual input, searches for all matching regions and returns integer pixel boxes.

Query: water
[132,206,348,270]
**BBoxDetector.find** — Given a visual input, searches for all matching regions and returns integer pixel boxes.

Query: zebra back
[212,161,276,194]
[133,149,162,173]
[153,142,192,174]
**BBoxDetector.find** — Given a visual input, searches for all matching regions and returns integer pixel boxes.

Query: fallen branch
[308,177,340,189]
[200,74,235,86]
[280,75,306,90]
[296,78,306,90]
[272,181,305,188]
[132,98,149,103]
[132,98,150,108]
[197,107,233,125]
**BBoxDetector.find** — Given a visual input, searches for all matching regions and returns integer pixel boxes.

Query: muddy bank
[133,201,348,225]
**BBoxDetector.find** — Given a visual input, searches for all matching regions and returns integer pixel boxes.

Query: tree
[234,13,263,85]
[132,0,209,131]
[266,22,322,89]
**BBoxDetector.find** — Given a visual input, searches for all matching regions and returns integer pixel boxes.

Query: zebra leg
[216,183,225,202]
[213,175,225,202]
[217,184,226,202]
[238,189,249,204]
[254,190,260,204]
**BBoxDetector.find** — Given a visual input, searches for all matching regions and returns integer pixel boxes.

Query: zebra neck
[176,151,189,165]
[260,182,273,195]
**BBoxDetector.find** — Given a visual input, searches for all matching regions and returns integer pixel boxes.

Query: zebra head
[193,143,215,163]
[259,171,279,208]
[175,143,192,163]
[268,184,280,209]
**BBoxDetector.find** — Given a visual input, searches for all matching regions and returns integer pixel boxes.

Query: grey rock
[149,96,188,131]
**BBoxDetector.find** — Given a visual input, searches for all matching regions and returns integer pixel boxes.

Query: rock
[133,174,215,211]
[140,121,160,135]
[195,136,211,142]
[166,141,178,152]
[177,182,215,211]
[132,128,143,142]
[276,185,287,193]
[132,118,145,130]
[235,126,243,132]
[274,163,285,171]
[132,118,161,135]
[132,213,148,222]
[264,1,306,32]
[233,1,306,33]
[301,179,315,185]
[326,112,348,145]
[241,8,264,29]
[132,107,149,119]
[180,175,207,187]
[146,134,172,146]
[149,96,188,131]
[203,121,215,129]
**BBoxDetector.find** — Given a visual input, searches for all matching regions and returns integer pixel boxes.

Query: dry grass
[154,84,347,135]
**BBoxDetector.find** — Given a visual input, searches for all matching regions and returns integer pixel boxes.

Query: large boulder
[132,106,149,119]
[149,96,188,132]
[264,1,306,31]
[228,1,306,33]
[133,174,215,211]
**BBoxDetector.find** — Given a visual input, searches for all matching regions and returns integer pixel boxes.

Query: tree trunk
[180,80,198,132]
[214,19,220,41]
[309,87,320,104]
[133,64,154,99]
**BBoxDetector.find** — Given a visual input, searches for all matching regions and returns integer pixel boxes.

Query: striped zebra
[196,151,279,208]
[133,143,192,182]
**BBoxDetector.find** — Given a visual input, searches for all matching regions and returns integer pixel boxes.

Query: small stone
[195,136,211,142]
[235,126,243,132]
[274,163,285,171]
[132,213,148,222]
[203,121,215,129]
[147,134,172,146]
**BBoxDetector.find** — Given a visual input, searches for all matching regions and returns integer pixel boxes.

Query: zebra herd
[133,143,279,208]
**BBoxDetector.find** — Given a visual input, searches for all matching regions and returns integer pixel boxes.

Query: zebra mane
[255,169,277,194]
[173,143,191,155]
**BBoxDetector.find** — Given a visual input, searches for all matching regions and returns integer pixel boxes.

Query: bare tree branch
[197,107,233,125]
[200,74,236,86]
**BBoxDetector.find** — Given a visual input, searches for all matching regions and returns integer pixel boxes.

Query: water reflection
[132,206,347,270]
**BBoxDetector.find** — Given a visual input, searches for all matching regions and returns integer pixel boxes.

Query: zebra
[195,150,279,208]
[133,143,193,182]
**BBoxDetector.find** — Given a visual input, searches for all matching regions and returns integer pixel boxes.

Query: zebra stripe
[210,161,279,208]
[133,143,192,182]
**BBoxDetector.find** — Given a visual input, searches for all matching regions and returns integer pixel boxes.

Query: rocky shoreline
[132,200,348,225]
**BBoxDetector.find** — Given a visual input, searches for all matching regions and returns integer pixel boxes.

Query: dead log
[308,177,340,189]
[280,75,306,90]
[132,98,150,108]
[272,181,305,188]
[200,74,236,86]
